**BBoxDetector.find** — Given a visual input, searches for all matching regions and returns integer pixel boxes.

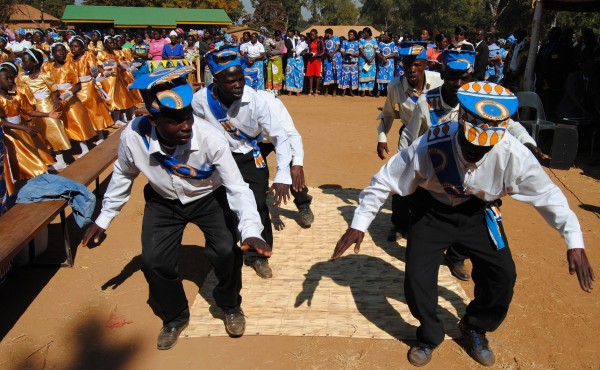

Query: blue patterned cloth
[376,41,395,90]
[394,44,404,78]
[340,39,359,90]
[358,38,378,91]
[323,36,342,86]
[245,59,264,90]
[285,56,304,93]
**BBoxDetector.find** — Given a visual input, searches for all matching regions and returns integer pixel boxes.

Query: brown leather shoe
[224,308,246,337]
[157,321,189,350]
[445,256,471,281]
[246,258,273,279]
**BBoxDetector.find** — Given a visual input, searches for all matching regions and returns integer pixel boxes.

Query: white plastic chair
[515,91,557,143]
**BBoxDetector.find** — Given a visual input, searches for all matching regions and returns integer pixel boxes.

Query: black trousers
[232,151,273,260]
[404,188,516,347]
[258,142,312,207]
[141,185,243,325]
[392,194,469,262]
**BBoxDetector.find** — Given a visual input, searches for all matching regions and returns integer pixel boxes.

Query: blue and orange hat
[398,41,429,60]
[129,66,195,114]
[207,45,241,75]
[442,50,475,72]
[457,82,517,146]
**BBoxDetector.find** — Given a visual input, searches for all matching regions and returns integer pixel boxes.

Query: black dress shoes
[157,320,189,350]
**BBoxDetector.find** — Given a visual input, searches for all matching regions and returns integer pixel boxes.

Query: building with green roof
[61,5,232,29]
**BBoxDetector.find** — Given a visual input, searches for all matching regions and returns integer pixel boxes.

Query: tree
[321,0,358,25]
[30,0,76,19]
[0,0,17,24]
[251,0,287,31]
[280,0,305,29]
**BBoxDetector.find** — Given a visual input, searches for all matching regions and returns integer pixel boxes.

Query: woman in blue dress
[339,30,359,97]
[358,27,378,97]
[376,32,395,97]
[323,28,342,96]
[393,38,404,78]
[284,29,306,95]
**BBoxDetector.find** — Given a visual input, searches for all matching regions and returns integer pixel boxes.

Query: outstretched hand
[377,142,389,160]
[567,248,595,292]
[331,228,365,260]
[240,237,272,257]
[291,165,305,193]
[81,223,106,248]
[268,182,290,207]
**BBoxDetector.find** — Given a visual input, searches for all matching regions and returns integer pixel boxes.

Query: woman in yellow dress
[0,62,60,187]
[115,35,143,105]
[18,49,71,169]
[0,36,15,63]
[42,44,96,155]
[88,30,104,56]
[69,37,113,142]
[32,29,51,61]
[96,36,136,124]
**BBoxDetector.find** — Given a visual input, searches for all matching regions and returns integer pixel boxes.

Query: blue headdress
[206,45,241,75]
[442,50,475,72]
[129,66,195,114]
[398,41,429,60]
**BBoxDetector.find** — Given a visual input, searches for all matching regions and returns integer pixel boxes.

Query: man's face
[476,30,485,42]
[204,31,211,40]
[215,66,245,101]
[421,30,430,40]
[251,34,258,43]
[151,111,194,146]
[403,57,426,86]
[443,70,472,97]
[457,127,494,163]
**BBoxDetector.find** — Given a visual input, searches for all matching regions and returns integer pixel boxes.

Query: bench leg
[60,210,74,268]
[95,176,100,198]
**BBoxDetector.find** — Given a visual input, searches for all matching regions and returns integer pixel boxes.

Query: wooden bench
[0,127,124,268]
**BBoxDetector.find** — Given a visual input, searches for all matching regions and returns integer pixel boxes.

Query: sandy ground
[1,95,599,370]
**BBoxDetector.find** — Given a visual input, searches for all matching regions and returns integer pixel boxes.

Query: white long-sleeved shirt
[95,115,264,242]
[400,85,537,150]
[192,85,293,184]
[377,70,443,143]
[256,90,304,166]
[352,124,584,250]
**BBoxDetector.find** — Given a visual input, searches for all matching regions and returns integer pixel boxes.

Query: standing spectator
[452,25,474,51]
[149,30,167,61]
[266,31,284,92]
[473,29,489,80]
[197,29,212,82]
[131,33,150,76]
[305,29,324,96]
[323,28,342,96]
[284,28,305,96]
[485,33,502,82]
[163,30,185,62]
[9,30,31,63]
[503,28,529,92]
[427,33,449,71]
[339,29,359,97]
[358,27,377,97]
[241,33,265,90]
[375,31,395,97]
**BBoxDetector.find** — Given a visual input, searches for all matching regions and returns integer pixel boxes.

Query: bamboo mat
[185,187,470,340]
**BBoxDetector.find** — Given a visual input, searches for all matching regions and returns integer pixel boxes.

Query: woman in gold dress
[69,37,113,142]
[0,36,15,63]
[88,30,104,56]
[32,29,51,61]
[0,63,60,187]
[18,49,71,169]
[42,44,96,156]
[115,36,143,105]
[96,37,136,124]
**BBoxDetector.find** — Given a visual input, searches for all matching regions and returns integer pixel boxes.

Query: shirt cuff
[564,231,585,249]
[377,132,388,142]
[273,169,292,185]
[291,157,304,166]
[350,213,373,233]
[94,211,116,230]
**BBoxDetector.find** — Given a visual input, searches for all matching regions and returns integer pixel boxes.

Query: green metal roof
[62,5,232,27]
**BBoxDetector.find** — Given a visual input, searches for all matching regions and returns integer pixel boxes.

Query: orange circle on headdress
[483,83,493,93]
[478,130,488,146]
[468,127,478,142]
[472,82,481,92]
[494,84,505,94]
[490,132,500,145]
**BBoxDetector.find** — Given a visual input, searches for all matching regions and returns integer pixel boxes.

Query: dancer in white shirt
[82,66,270,349]
[332,82,594,367]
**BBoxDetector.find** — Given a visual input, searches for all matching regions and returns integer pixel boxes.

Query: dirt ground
[1,95,599,370]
